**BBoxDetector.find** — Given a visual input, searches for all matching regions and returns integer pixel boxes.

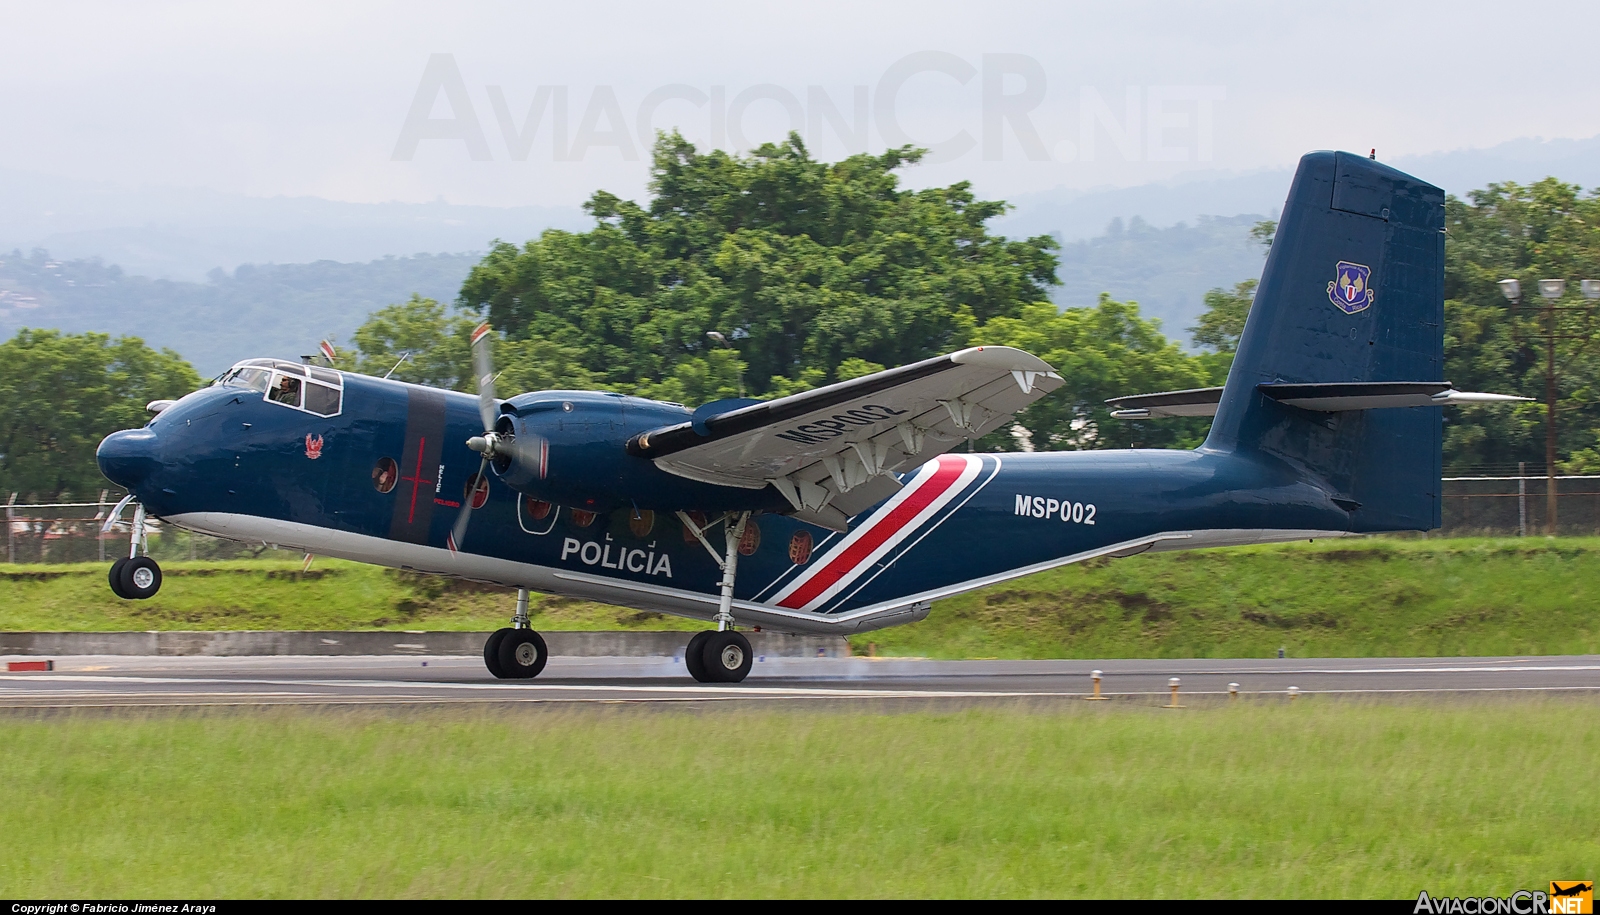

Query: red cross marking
[399,436,434,524]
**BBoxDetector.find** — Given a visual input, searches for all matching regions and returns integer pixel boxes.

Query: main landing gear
[484,587,549,679]
[678,510,755,684]
[106,499,162,600]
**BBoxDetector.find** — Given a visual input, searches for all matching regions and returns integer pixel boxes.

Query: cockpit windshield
[221,358,344,417]
[222,366,272,393]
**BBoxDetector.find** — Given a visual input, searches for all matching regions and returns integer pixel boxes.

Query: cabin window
[268,374,303,407]
[373,457,398,493]
[303,382,341,416]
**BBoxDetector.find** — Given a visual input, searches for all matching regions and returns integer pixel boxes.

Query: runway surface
[2,654,1599,707]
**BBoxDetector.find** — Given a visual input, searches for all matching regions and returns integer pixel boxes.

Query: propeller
[450,323,547,552]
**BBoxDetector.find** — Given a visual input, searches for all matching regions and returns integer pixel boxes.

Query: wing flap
[628,346,1060,518]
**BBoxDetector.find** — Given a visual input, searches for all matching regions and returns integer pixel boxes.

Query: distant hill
[0,251,479,375]
[5,133,1597,371]
[0,167,587,282]
[1050,214,1268,337]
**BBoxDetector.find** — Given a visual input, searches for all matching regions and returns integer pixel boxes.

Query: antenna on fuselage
[383,352,411,379]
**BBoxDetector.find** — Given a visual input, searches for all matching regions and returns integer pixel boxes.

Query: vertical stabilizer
[1204,151,1446,531]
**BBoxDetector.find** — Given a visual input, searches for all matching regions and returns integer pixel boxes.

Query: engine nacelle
[487,391,785,514]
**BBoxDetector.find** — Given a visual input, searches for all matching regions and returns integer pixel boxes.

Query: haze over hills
[2,135,1595,372]
[0,251,479,376]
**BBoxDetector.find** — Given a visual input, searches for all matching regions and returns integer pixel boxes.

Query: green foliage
[351,295,598,394]
[1442,179,1600,472]
[0,329,200,501]
[1249,218,1277,248]
[978,297,1220,450]
[1,703,1594,896]
[451,133,1059,398]
[1188,279,1256,355]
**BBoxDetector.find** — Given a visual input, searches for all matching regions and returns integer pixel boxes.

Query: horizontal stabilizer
[1106,386,1223,420]
[1109,382,1529,419]
[1258,382,1531,412]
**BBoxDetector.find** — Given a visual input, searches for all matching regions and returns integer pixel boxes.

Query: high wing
[627,346,1062,530]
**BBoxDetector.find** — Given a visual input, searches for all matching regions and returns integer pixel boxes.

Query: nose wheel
[106,500,161,600]
[109,556,163,600]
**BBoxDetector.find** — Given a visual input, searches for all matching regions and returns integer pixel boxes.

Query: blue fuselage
[101,370,1360,633]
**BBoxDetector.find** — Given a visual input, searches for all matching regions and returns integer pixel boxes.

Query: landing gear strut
[485,587,548,679]
[678,511,755,684]
[106,499,161,600]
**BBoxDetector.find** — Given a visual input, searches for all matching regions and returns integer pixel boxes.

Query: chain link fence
[4,496,284,564]
[1439,475,1600,537]
[7,476,1600,563]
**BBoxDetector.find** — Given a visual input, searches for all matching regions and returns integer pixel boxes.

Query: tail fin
[1204,151,1446,532]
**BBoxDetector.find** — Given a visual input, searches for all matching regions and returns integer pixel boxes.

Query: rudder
[1204,151,1446,532]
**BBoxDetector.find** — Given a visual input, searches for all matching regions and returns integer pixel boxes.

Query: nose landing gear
[105,499,161,600]
[484,587,549,679]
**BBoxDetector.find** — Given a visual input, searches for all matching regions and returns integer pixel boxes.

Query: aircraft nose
[97,429,162,490]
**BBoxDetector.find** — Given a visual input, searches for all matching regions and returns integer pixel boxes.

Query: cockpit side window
[225,359,343,417]
[268,373,303,407]
[303,382,341,416]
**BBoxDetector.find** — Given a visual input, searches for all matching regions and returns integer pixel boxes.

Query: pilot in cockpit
[269,374,302,406]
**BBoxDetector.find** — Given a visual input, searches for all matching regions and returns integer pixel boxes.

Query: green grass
[0,559,698,633]
[7,537,1600,658]
[0,701,1593,897]
[863,537,1600,659]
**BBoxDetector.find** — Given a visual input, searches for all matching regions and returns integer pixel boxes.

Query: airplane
[94,151,1527,683]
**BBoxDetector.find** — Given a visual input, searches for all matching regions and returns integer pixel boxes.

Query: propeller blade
[450,455,491,552]
[471,322,497,432]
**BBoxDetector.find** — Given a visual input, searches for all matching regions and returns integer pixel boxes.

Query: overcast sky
[3,0,1598,208]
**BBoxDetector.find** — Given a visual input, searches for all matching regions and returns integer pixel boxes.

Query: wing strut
[674,510,752,632]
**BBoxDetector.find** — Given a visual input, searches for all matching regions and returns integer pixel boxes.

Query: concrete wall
[0,630,851,658]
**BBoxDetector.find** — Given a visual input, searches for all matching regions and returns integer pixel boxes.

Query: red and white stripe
[771,454,982,612]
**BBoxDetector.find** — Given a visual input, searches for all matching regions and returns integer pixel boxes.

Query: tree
[1441,179,1600,473]
[0,329,201,500]
[454,132,1059,400]
[978,296,1218,451]
[350,295,598,395]
[1189,279,1256,355]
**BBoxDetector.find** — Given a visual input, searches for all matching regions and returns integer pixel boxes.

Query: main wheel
[483,628,513,678]
[684,630,713,682]
[108,557,131,599]
[700,631,753,683]
[496,629,549,679]
[118,556,162,600]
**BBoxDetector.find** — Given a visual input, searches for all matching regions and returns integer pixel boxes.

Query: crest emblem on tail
[1328,260,1374,314]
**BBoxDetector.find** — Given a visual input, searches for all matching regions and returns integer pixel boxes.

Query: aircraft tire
[684,631,713,682]
[483,628,513,678]
[700,631,753,683]
[108,558,131,599]
[118,557,162,600]
[496,629,548,679]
